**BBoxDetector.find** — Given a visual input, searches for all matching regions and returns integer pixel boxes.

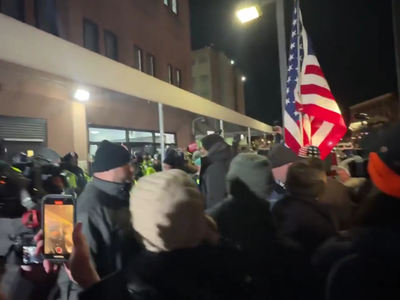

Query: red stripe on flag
[304,65,325,77]
[301,103,344,125]
[300,84,335,100]
[284,127,302,156]
[314,121,347,160]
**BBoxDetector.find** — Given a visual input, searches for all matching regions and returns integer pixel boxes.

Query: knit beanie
[268,144,299,168]
[163,148,184,169]
[62,152,78,163]
[92,140,131,173]
[201,134,224,151]
[367,122,400,198]
[227,153,275,199]
[130,169,219,252]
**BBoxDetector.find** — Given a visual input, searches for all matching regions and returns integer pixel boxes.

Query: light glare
[74,89,90,101]
[236,6,260,23]
[241,76,246,81]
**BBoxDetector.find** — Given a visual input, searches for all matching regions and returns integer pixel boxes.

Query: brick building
[0,0,195,161]
[192,47,245,114]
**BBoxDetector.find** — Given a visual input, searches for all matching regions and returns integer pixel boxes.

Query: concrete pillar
[71,101,88,165]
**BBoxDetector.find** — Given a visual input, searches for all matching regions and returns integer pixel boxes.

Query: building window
[171,0,178,14]
[198,57,208,64]
[168,65,173,84]
[128,131,153,143]
[155,133,175,144]
[175,69,181,87]
[134,46,143,71]
[146,53,155,76]
[83,19,99,53]
[164,0,168,5]
[34,0,58,36]
[200,74,209,83]
[104,30,118,61]
[89,128,127,143]
[200,90,210,99]
[0,0,25,21]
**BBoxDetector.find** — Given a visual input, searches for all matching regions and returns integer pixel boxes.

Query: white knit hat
[130,169,219,252]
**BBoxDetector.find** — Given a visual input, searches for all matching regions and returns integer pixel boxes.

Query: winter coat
[314,229,400,300]
[318,177,354,230]
[200,142,232,209]
[79,242,254,300]
[58,177,140,300]
[272,194,338,254]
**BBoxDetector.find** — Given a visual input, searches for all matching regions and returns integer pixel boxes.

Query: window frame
[0,0,25,22]
[171,0,178,14]
[104,29,118,61]
[146,53,155,77]
[168,65,174,84]
[83,18,100,53]
[134,46,143,71]
[34,0,59,36]
[175,68,181,87]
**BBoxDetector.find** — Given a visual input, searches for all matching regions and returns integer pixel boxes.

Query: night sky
[189,0,397,125]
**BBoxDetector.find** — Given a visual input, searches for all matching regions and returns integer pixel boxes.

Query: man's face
[115,164,134,183]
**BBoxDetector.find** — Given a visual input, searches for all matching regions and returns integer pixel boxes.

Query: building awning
[0,14,272,133]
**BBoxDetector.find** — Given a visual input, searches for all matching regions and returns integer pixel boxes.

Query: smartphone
[42,194,75,262]
[21,235,44,265]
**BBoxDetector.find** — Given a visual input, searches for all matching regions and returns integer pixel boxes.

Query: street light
[231,60,235,65]
[241,76,246,82]
[235,0,287,138]
[236,5,262,23]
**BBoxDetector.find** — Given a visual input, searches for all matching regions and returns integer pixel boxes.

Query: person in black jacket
[206,153,275,299]
[47,170,254,300]
[272,159,338,254]
[199,134,232,209]
[57,140,140,300]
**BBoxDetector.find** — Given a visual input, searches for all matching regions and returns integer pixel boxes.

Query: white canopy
[0,13,272,133]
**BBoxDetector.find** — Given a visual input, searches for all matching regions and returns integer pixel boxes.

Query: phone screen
[22,246,43,265]
[43,197,74,260]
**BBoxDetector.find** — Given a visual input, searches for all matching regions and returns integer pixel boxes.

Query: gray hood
[227,153,275,200]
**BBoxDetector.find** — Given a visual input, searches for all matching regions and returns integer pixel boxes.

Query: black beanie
[63,152,78,163]
[92,140,131,173]
[201,134,224,151]
[268,144,299,168]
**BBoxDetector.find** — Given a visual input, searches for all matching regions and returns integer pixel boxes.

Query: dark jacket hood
[351,228,400,259]
[227,153,275,200]
[206,141,231,163]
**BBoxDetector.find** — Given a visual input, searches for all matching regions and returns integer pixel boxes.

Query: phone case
[41,194,76,262]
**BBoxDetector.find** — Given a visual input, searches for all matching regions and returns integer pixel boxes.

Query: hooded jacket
[200,141,232,209]
[314,229,400,300]
[79,170,254,300]
[207,154,276,262]
[58,177,140,300]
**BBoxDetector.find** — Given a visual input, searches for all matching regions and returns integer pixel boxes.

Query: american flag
[284,0,346,160]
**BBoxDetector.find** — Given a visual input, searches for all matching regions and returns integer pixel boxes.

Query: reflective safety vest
[84,173,91,182]
[144,165,156,176]
[64,170,78,189]
[11,167,21,173]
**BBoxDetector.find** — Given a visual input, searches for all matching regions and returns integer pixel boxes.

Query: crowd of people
[1,121,400,300]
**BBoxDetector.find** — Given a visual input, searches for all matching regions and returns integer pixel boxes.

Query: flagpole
[296,0,304,145]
